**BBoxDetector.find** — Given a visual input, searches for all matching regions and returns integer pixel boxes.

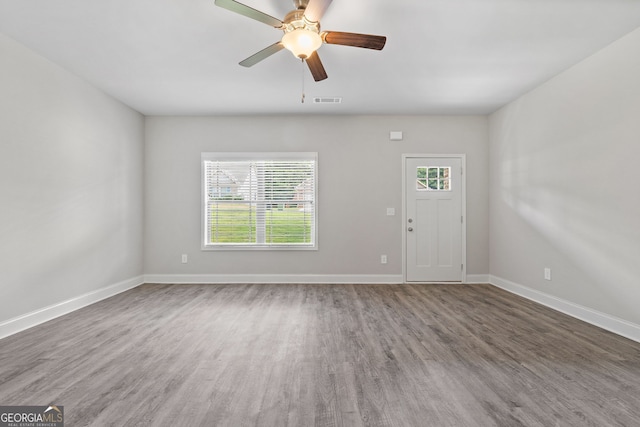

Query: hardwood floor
[1,283,640,426]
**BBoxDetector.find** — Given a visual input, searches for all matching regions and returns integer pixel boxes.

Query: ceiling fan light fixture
[282,28,322,59]
[214,0,386,82]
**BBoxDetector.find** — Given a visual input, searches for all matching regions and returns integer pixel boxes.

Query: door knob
[408,227,413,232]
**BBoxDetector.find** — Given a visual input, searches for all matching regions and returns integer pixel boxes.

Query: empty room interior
[1,0,640,425]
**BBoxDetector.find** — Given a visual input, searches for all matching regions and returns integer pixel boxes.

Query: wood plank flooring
[1,283,640,426]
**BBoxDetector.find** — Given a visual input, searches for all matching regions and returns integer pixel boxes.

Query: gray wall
[489,28,640,325]
[0,34,145,323]
[4,19,640,335]
[144,115,489,278]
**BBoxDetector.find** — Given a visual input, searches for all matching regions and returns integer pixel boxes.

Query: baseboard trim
[0,275,144,340]
[466,274,490,284]
[489,275,640,344]
[144,274,404,285]
[144,273,490,285]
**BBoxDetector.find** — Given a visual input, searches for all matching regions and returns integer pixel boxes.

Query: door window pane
[417,167,451,191]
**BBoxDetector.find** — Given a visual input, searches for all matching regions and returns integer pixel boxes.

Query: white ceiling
[1,0,640,116]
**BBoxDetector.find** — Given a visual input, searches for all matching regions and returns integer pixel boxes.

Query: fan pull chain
[301,58,306,104]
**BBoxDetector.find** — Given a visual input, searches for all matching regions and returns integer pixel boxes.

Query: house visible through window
[202,152,317,249]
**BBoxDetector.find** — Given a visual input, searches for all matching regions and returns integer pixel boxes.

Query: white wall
[145,115,489,280]
[0,34,145,325]
[489,28,640,325]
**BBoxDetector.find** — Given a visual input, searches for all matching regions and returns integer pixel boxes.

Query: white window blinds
[202,152,317,249]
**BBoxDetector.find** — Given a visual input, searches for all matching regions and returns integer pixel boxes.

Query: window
[202,152,317,249]
[416,166,450,191]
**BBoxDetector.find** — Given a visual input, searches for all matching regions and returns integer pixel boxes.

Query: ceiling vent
[313,97,342,104]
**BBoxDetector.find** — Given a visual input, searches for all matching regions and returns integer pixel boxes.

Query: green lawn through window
[209,204,312,244]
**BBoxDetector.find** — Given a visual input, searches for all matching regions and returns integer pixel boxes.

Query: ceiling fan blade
[303,0,333,22]
[214,0,283,28]
[306,51,328,82]
[239,42,285,67]
[322,31,387,50]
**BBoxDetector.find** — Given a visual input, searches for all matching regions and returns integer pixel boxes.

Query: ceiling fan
[214,0,387,82]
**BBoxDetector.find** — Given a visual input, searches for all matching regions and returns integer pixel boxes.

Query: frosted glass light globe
[282,28,322,59]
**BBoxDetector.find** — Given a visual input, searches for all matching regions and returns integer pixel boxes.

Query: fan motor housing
[283,10,320,34]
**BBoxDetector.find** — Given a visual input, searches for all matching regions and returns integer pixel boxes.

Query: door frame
[402,154,467,283]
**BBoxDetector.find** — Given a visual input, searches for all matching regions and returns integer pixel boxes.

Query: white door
[404,156,464,282]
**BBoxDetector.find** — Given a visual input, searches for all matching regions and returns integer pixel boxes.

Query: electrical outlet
[381,255,387,264]
[544,267,551,281]
[182,254,188,264]
[386,208,395,216]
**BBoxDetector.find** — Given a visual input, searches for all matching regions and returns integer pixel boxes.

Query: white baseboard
[144,273,490,285]
[465,274,490,284]
[0,275,144,340]
[489,275,640,344]
[144,274,404,285]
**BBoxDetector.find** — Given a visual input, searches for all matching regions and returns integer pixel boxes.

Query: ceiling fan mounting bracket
[292,0,310,10]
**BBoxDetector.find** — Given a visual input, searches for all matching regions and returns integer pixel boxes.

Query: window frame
[201,152,318,251]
